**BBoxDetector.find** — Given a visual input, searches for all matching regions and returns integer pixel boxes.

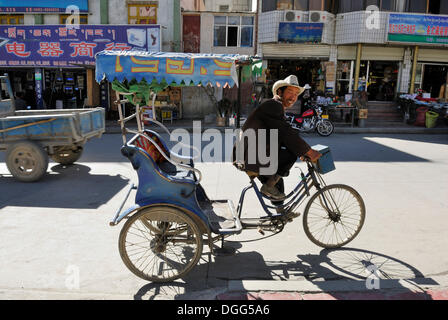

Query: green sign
[388,13,448,45]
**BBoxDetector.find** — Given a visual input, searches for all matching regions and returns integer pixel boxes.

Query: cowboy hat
[272,75,305,97]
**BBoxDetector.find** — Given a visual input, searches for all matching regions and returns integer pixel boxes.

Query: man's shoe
[288,211,301,219]
[261,184,285,200]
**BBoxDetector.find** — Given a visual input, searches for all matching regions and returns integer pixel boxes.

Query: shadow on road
[0,163,129,209]
[39,132,446,163]
[131,247,439,300]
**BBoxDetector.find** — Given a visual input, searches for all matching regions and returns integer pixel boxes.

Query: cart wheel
[303,184,365,249]
[50,146,83,165]
[6,141,49,182]
[119,206,203,282]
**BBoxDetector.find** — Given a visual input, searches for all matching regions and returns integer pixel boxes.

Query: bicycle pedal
[257,227,265,236]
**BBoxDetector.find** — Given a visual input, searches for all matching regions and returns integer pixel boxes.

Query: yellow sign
[359,109,368,119]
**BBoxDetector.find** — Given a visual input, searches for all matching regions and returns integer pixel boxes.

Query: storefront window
[366,61,398,101]
[309,0,323,10]
[262,0,277,12]
[213,16,254,47]
[263,0,336,12]
[128,4,157,24]
[441,1,448,14]
[214,16,226,47]
[294,0,308,10]
[0,14,24,25]
[338,0,353,13]
[406,0,427,13]
[365,0,380,7]
[422,64,448,98]
[277,0,293,10]
[60,14,88,25]
[381,0,395,11]
[351,0,364,11]
[241,17,254,47]
[428,0,448,14]
[337,61,354,97]
[337,0,396,12]
[413,63,423,91]
[324,0,335,12]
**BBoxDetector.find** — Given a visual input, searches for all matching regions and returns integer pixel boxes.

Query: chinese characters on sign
[388,14,448,44]
[0,25,161,67]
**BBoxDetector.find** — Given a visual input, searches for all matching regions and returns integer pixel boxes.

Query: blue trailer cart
[0,75,105,182]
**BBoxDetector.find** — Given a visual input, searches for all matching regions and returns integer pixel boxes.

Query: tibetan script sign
[388,13,448,45]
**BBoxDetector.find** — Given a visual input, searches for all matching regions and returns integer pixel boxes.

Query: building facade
[0,0,179,117]
[181,0,257,119]
[3,0,446,120]
[258,0,448,105]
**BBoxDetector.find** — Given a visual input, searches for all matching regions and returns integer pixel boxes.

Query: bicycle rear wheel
[118,206,203,282]
[303,184,365,249]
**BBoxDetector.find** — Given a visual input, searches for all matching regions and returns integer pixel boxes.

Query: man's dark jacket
[233,98,311,174]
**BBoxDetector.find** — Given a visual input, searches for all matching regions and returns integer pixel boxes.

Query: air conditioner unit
[309,11,334,23]
[283,10,306,23]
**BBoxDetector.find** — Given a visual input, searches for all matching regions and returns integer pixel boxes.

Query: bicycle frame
[236,161,325,229]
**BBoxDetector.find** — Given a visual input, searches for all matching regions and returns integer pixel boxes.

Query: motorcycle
[285,103,334,137]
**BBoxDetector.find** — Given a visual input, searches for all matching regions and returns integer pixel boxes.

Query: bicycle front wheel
[118,206,203,282]
[303,184,365,249]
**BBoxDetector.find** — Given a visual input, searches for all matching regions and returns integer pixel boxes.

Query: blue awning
[95,50,251,88]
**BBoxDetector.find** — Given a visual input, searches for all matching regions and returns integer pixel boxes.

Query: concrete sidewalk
[214,275,448,300]
[2,275,447,300]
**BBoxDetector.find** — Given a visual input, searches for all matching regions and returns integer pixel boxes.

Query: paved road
[1,132,447,299]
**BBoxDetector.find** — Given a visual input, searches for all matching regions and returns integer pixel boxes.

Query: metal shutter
[337,46,404,61]
[361,46,405,61]
[418,49,448,63]
[261,43,331,59]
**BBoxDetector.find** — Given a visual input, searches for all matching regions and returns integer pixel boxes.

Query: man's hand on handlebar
[300,148,322,163]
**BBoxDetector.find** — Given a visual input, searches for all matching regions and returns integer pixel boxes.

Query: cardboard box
[311,144,336,175]
[359,109,368,119]
[169,88,181,101]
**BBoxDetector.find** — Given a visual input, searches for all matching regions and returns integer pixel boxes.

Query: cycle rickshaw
[95,50,366,282]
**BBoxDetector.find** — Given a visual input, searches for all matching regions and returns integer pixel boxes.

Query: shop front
[266,59,325,91]
[336,46,404,101]
[412,49,448,99]
[387,13,448,98]
[0,24,161,115]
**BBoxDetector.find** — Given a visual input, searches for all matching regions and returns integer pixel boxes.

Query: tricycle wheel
[303,184,365,249]
[119,206,203,282]
[6,141,49,182]
[50,146,83,165]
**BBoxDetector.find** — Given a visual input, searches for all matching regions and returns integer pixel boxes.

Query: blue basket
[311,144,336,174]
